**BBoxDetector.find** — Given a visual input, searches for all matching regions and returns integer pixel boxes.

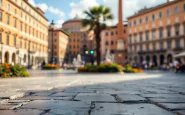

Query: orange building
[62,18,95,63]
[101,0,128,65]
[48,21,69,65]
[128,0,185,66]
[0,0,48,67]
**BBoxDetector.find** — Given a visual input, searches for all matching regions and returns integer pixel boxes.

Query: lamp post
[1,42,3,64]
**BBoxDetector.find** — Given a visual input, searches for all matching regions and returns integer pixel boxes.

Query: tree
[82,5,113,65]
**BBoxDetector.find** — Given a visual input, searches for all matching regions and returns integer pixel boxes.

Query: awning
[174,52,185,58]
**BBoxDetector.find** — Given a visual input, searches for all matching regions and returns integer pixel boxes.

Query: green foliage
[78,63,123,73]
[42,64,60,70]
[0,64,30,78]
[123,64,144,73]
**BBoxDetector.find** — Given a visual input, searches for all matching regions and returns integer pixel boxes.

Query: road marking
[66,79,80,86]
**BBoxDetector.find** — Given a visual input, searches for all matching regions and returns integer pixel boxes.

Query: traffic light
[90,50,94,55]
[85,50,89,54]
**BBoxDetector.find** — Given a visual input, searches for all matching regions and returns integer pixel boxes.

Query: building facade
[128,0,185,66]
[0,0,48,67]
[48,21,69,65]
[62,18,95,63]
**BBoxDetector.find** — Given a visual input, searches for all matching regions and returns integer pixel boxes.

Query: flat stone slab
[45,109,89,115]
[176,110,185,115]
[21,100,91,110]
[158,103,185,110]
[21,96,72,100]
[116,94,147,102]
[0,92,25,99]
[0,110,43,115]
[149,98,185,103]
[0,104,20,110]
[106,90,142,95]
[141,94,185,98]
[91,103,175,115]
[51,92,77,97]
[32,91,56,96]
[74,93,116,102]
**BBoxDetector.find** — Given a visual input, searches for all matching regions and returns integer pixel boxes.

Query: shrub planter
[78,63,123,73]
[123,64,144,73]
[0,64,30,78]
[42,64,60,70]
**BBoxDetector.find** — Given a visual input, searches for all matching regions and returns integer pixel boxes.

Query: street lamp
[1,42,3,64]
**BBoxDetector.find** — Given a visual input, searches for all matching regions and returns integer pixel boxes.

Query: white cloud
[56,19,64,27]
[69,0,99,18]
[28,0,36,6]
[49,7,65,18]
[37,3,48,12]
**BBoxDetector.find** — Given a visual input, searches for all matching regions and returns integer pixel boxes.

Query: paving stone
[21,96,72,100]
[7,100,30,103]
[51,92,77,97]
[0,109,43,115]
[158,103,185,110]
[0,92,26,99]
[91,103,175,115]
[74,93,116,102]
[105,90,142,95]
[44,109,88,115]
[176,110,185,115]
[149,98,185,103]
[141,88,175,94]
[21,100,91,110]
[32,91,56,96]
[116,94,147,102]
[141,94,185,98]
[0,104,20,110]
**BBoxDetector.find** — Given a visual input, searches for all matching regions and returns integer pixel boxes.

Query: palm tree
[82,5,113,65]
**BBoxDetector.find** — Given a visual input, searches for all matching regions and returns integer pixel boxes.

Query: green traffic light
[90,50,94,54]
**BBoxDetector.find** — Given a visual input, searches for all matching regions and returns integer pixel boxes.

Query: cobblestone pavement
[0,70,185,115]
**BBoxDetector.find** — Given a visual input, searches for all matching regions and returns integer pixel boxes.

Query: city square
[0,0,185,114]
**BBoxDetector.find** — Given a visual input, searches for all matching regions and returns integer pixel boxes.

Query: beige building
[0,0,48,67]
[62,18,95,63]
[128,0,185,66]
[48,21,69,65]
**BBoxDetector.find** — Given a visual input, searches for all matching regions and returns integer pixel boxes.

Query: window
[140,33,142,42]
[134,35,137,43]
[6,34,9,45]
[167,28,171,37]
[20,22,22,31]
[152,31,156,40]
[159,12,162,18]
[129,22,132,27]
[152,14,155,20]
[106,32,108,36]
[111,32,114,36]
[25,25,27,33]
[124,30,126,33]
[134,20,136,26]
[0,32,2,43]
[20,39,22,48]
[129,36,132,44]
[175,26,179,36]
[184,4,185,11]
[139,18,142,24]
[105,41,109,45]
[175,6,179,14]
[140,45,143,51]
[160,43,163,50]
[14,19,16,28]
[167,41,171,49]
[159,29,163,38]
[0,0,2,7]
[14,9,17,15]
[7,15,10,24]
[146,16,148,22]
[111,41,114,45]
[7,4,10,11]
[153,43,156,50]
[14,36,16,46]
[176,39,180,48]
[167,9,170,16]
[0,11,2,22]
[146,32,149,41]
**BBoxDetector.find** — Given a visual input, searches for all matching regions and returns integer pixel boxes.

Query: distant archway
[4,52,9,63]
[160,55,164,66]
[167,54,172,63]
[12,53,16,64]
[152,55,157,66]
[146,55,150,64]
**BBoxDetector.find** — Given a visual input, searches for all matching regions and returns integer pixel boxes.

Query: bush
[123,64,143,73]
[78,63,123,73]
[0,64,30,78]
[42,64,60,70]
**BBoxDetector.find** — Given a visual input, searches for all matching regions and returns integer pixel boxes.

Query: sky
[28,0,173,27]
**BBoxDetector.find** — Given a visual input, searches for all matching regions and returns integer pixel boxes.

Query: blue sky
[29,0,170,27]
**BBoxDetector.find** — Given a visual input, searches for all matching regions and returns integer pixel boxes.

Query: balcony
[138,49,167,54]
[173,47,184,51]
